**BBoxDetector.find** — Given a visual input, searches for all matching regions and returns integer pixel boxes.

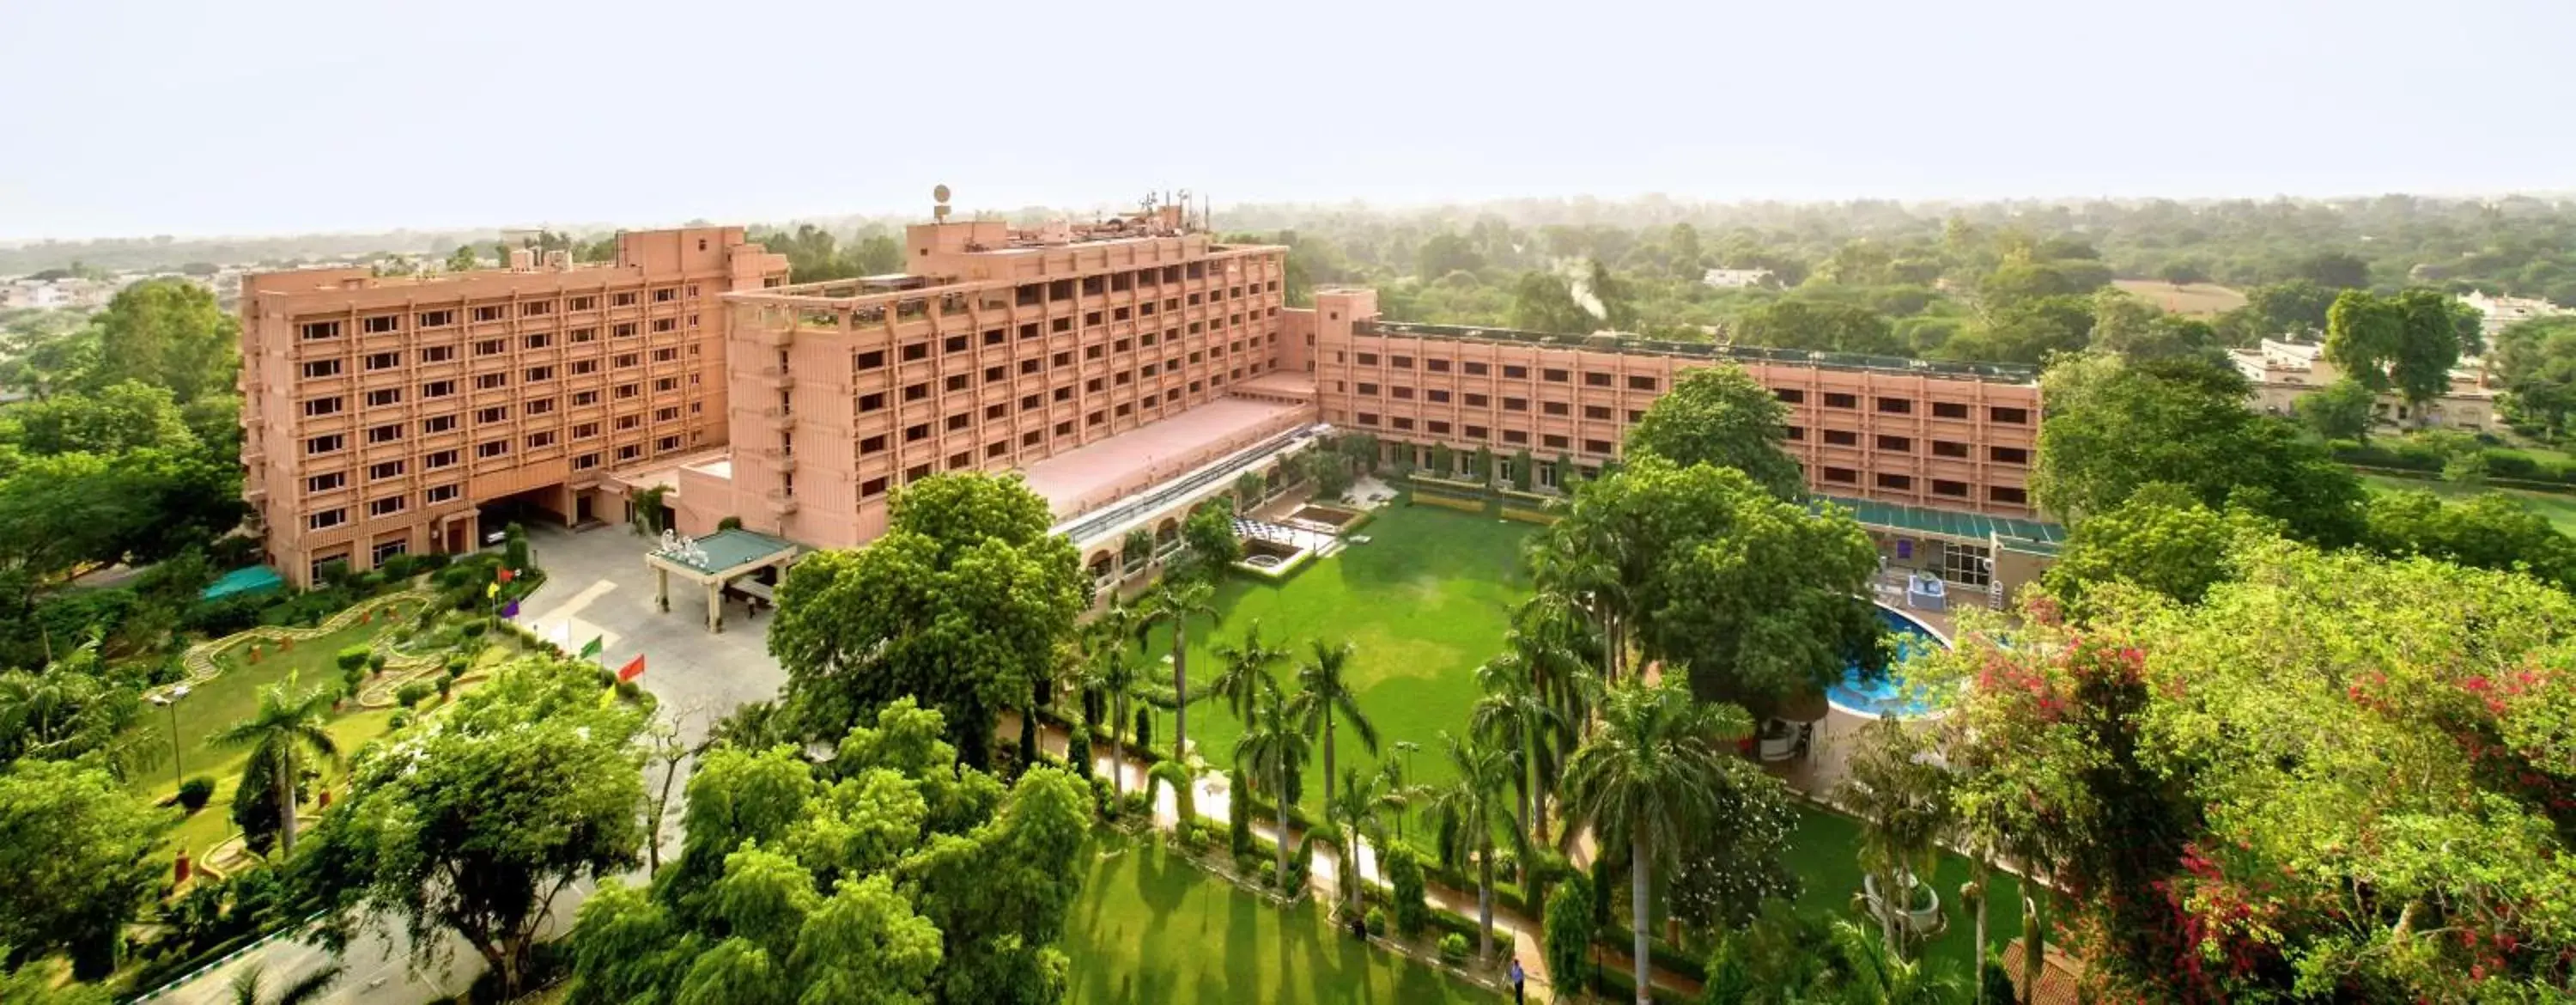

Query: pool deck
[1765,577,1969,796]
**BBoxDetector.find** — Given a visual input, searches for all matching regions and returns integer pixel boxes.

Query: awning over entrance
[645,527,802,632]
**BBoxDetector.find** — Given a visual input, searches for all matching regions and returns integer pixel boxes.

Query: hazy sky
[5,0,2572,241]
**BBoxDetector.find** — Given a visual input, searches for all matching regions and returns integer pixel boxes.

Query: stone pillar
[706,581,722,633]
[656,567,670,612]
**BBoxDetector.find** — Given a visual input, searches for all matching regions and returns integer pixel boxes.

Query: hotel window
[300,321,342,341]
[855,350,886,370]
[471,306,505,323]
[1463,362,1488,375]
[364,388,401,408]
[1542,434,1569,449]
[416,309,456,328]
[303,397,344,417]
[475,440,509,460]
[860,477,890,499]
[651,348,677,363]
[1875,472,1912,490]
[1503,364,1531,379]
[363,351,403,370]
[1823,393,1857,409]
[366,423,404,444]
[1824,429,1858,446]
[1875,397,1913,414]
[653,288,677,303]
[574,422,600,439]
[422,414,458,434]
[473,338,506,356]
[1503,429,1529,444]
[615,383,641,399]
[1933,440,1969,458]
[1390,417,1414,431]
[1822,466,1859,484]
[1931,478,1970,498]
[1542,401,1568,416]
[1389,355,1413,369]
[571,326,598,343]
[945,374,969,392]
[526,430,557,449]
[1503,397,1528,411]
[1931,401,1970,419]
[1464,393,1490,407]
[572,390,600,406]
[1785,426,1807,441]
[613,323,638,338]
[424,449,459,469]
[905,423,930,443]
[615,415,641,430]
[301,360,343,379]
[617,445,641,461]
[1427,389,1451,404]
[572,454,600,471]
[1877,435,1913,452]
[1428,420,1451,436]
[1583,371,1613,387]
[305,472,345,493]
[860,393,888,412]
[612,291,638,307]
[945,413,969,431]
[1990,446,2031,465]
[308,508,347,530]
[572,359,599,375]
[650,318,676,333]
[307,432,346,454]
[368,496,407,517]
[1543,368,1570,383]
[523,333,553,350]
[568,296,596,311]
[1584,438,1615,454]
[614,353,640,369]
[1583,405,1612,420]
[476,405,509,424]
[420,379,456,399]
[521,301,552,318]
[1774,388,1805,404]
[425,484,461,504]
[525,365,556,382]
[421,345,457,363]
[1990,406,2031,424]
[1990,485,2027,505]
[655,406,679,423]
[1627,375,1659,391]
[1356,382,1380,396]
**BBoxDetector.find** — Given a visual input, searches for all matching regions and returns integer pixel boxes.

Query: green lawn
[2360,474,2576,536]
[1778,806,2023,978]
[1065,831,1502,1004]
[1139,504,1536,817]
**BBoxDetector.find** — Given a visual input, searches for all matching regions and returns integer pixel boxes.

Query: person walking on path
[1509,958,1525,1004]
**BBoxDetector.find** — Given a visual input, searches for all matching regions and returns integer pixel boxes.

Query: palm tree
[1528,519,1637,685]
[207,672,342,855]
[1290,639,1378,840]
[1326,765,1385,915]
[1469,654,1567,890]
[1204,619,1288,728]
[228,964,342,1005]
[1232,677,1309,886]
[1081,600,1146,801]
[1835,717,1956,958]
[1139,579,1219,764]
[1422,730,1522,961]
[1372,752,1426,844]
[1561,678,1750,1005]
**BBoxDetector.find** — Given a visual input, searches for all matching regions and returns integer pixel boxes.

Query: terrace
[1355,319,2041,383]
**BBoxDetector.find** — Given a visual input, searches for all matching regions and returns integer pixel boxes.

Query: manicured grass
[2360,474,2576,536]
[1777,805,2023,978]
[2109,279,2247,317]
[1065,831,1502,1004]
[1138,503,1535,813]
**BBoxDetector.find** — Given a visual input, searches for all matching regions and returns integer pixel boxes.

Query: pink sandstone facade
[240,228,788,585]
[240,198,2045,590]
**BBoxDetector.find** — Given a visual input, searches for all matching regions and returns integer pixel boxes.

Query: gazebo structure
[644,527,801,632]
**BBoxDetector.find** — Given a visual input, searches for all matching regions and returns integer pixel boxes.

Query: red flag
[616,654,646,683]
[496,567,516,583]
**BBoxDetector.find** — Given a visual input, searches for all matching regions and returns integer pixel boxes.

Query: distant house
[2461,289,2570,340]
[1700,267,1774,289]
[2229,338,2497,431]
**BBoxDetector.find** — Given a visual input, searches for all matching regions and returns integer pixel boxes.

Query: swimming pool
[1826,606,1951,718]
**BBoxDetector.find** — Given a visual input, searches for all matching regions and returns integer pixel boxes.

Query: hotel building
[241,197,2060,600]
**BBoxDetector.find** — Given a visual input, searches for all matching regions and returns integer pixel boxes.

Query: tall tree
[88,278,238,404]
[1561,679,1750,1004]
[770,472,1083,763]
[1137,578,1217,764]
[1467,655,1564,889]
[305,659,647,999]
[2294,376,2378,442]
[2325,289,2479,419]
[1732,300,1900,355]
[0,759,167,978]
[2040,482,2250,617]
[1077,600,1145,803]
[1231,676,1309,885]
[1835,718,1956,958]
[1289,639,1376,842]
[1623,364,1803,499]
[1422,731,1520,959]
[1202,619,1287,729]
[206,671,339,856]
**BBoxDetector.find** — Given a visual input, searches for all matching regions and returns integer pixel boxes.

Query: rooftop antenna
[932,184,952,222]
[1176,189,1193,231]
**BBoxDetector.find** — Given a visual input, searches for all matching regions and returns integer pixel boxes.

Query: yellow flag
[485,582,500,599]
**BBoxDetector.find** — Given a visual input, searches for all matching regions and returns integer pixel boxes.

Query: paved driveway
[517,523,788,744]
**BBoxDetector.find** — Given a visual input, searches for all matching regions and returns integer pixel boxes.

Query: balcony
[763,489,799,515]
[760,446,798,474]
[754,326,793,350]
[758,366,794,392]
[761,405,795,431]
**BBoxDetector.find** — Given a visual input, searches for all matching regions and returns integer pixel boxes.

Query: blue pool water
[1826,606,1950,718]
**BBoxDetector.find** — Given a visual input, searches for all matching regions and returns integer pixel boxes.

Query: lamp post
[1392,740,1420,842]
[149,684,191,792]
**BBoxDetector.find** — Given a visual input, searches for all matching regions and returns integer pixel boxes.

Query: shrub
[1364,907,1388,938]
[339,666,365,697]
[1438,932,1469,963]
[717,516,743,531]
[1283,836,1315,892]
[366,651,387,674]
[614,680,643,703]
[1983,953,2019,1005]
[413,552,450,572]
[444,654,469,678]
[1544,877,1596,995]
[334,645,371,672]
[377,553,416,580]
[395,681,433,708]
[175,777,216,813]
[1229,789,1254,857]
[1133,707,1153,754]
[435,677,453,701]
[1088,776,1114,819]
[1384,844,1431,935]
[388,710,412,729]
[459,620,487,640]
[1066,730,1091,779]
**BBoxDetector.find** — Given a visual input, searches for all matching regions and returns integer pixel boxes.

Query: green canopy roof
[652,527,801,576]
[1816,495,2066,551]
[201,565,285,601]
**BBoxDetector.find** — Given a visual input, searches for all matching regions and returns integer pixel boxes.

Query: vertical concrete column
[656,567,670,612]
[706,581,722,633]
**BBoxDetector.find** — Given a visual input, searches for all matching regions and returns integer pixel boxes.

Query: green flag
[578,636,604,660]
